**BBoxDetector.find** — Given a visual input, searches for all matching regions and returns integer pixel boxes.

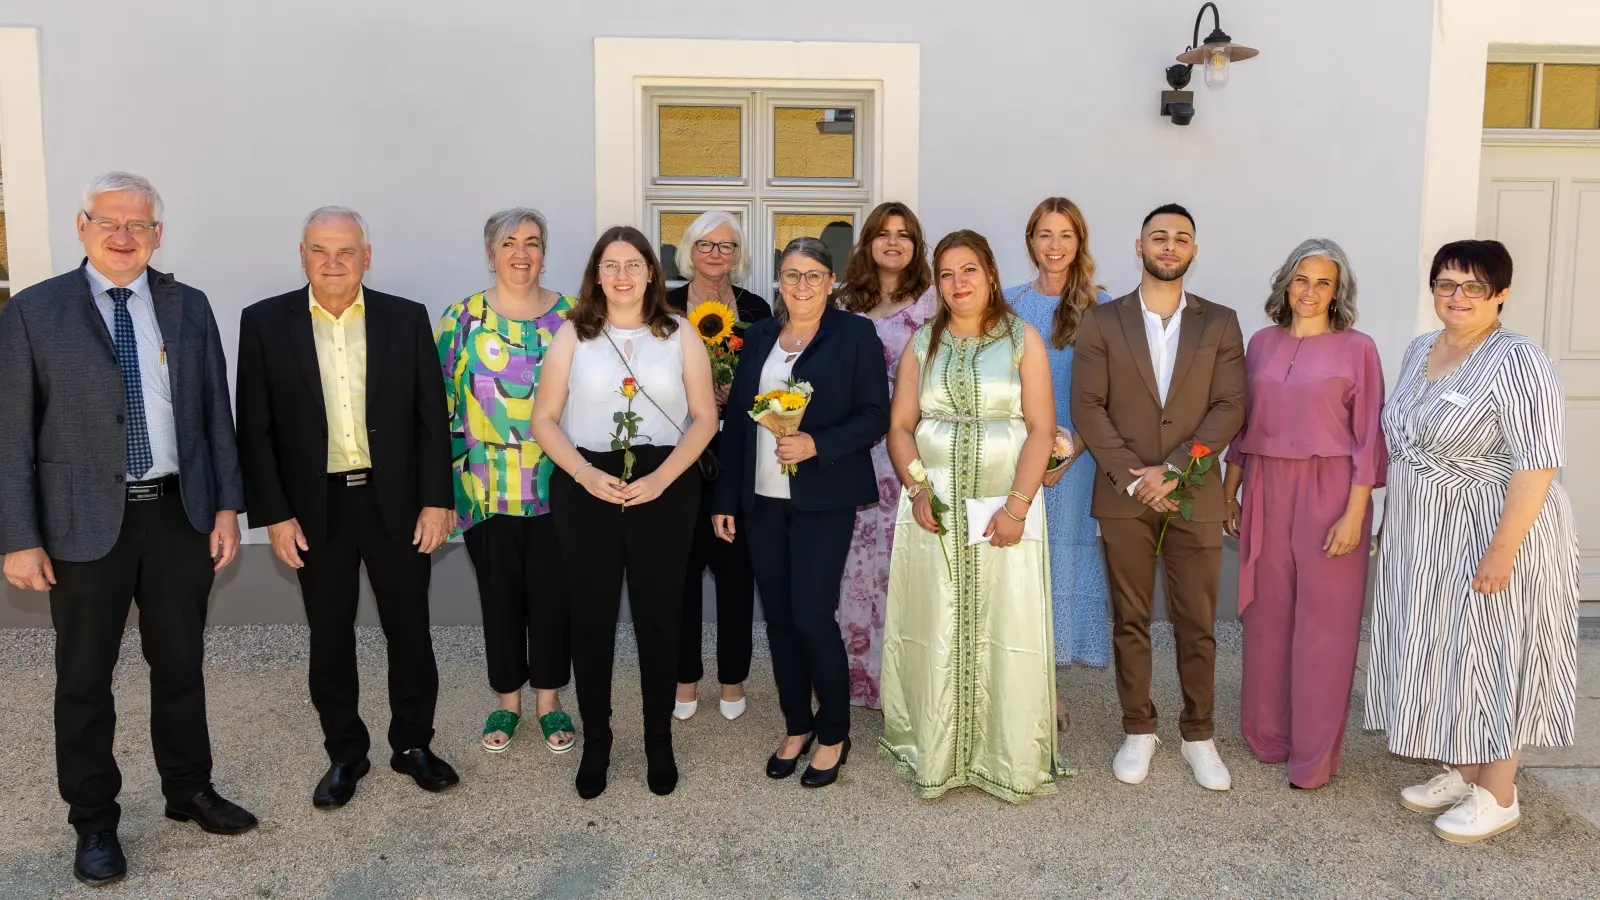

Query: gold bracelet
[1007,491,1033,506]
[1002,505,1026,523]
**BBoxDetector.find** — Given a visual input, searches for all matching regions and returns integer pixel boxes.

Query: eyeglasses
[598,260,648,278]
[81,211,158,236]
[693,240,739,256]
[779,270,830,288]
[1431,279,1493,300]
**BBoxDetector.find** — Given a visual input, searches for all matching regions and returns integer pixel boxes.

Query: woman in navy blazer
[712,237,889,787]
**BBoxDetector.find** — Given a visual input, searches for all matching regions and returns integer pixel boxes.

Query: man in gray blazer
[0,172,257,887]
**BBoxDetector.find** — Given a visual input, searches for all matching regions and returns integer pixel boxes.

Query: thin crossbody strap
[602,328,720,481]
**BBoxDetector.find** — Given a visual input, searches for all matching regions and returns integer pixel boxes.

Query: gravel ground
[0,622,1595,899]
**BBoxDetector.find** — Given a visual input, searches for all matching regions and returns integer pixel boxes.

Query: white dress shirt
[1128,288,1186,496]
[87,264,179,479]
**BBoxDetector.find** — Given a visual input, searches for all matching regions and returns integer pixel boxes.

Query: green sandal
[482,709,520,753]
[539,711,576,754]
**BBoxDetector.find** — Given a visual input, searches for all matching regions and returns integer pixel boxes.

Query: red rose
[728,335,744,351]
[1189,442,1211,458]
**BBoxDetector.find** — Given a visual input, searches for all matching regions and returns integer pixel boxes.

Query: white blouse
[561,321,690,453]
[754,341,801,499]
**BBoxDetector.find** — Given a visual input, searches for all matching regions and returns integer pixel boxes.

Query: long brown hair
[1024,197,1100,349]
[837,201,932,314]
[924,230,1015,382]
[569,225,678,341]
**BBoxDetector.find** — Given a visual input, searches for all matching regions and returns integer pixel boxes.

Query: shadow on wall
[1,537,1359,629]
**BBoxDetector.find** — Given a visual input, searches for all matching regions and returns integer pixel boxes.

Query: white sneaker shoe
[1400,766,1472,813]
[1434,785,1520,843]
[719,696,747,720]
[1113,734,1160,784]
[1181,739,1231,791]
[672,699,698,721]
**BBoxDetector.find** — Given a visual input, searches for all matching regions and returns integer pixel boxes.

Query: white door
[1479,143,1600,607]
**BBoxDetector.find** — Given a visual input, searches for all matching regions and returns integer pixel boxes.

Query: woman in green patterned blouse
[436,208,576,754]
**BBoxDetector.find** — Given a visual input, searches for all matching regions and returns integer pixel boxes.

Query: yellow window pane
[1540,65,1600,129]
[660,210,742,281]
[1483,64,1534,128]
[773,108,855,179]
[0,211,9,281]
[772,213,855,276]
[0,287,10,315]
[658,106,741,178]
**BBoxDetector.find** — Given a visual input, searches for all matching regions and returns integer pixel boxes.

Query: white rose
[907,459,926,483]
[768,398,784,414]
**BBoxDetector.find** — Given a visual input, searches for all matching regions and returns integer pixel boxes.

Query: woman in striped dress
[1365,240,1579,843]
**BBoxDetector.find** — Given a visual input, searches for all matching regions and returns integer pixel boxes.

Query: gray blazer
[0,262,244,562]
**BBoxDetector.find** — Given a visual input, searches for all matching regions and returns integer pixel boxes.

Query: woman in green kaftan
[879,230,1069,803]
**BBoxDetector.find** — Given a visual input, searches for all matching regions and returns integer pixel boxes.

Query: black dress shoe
[73,831,126,887]
[801,736,851,788]
[313,758,371,808]
[576,733,613,800]
[164,788,259,835]
[390,747,459,792]
[645,735,678,796]
[766,733,816,779]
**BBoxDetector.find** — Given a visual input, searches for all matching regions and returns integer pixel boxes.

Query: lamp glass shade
[1203,44,1231,88]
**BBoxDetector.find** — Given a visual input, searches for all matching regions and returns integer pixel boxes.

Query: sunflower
[688,300,736,344]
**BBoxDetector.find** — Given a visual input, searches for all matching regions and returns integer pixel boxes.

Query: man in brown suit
[1071,204,1245,791]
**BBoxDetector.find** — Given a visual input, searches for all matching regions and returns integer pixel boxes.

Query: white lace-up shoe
[672,699,698,721]
[1434,785,1520,843]
[1113,734,1160,785]
[1181,739,1231,791]
[1400,766,1472,813]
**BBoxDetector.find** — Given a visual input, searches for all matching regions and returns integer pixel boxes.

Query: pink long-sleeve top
[1225,326,1388,486]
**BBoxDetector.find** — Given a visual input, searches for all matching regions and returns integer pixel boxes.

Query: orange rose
[621,377,638,399]
[728,335,743,352]
[1189,442,1211,459]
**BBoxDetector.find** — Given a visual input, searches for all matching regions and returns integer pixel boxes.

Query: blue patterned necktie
[108,287,153,480]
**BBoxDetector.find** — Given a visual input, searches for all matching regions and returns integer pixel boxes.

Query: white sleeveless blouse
[560,320,690,453]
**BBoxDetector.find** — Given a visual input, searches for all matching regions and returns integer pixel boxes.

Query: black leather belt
[328,469,371,487]
[127,473,180,502]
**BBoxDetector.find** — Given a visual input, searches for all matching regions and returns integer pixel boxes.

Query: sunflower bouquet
[748,376,814,475]
[687,299,747,388]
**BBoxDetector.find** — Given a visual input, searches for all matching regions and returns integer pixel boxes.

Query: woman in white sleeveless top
[530,226,717,800]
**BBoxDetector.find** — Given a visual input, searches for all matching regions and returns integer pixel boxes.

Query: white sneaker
[672,699,698,721]
[1400,766,1472,813]
[1113,734,1160,784]
[1181,739,1231,791]
[719,696,747,720]
[1434,785,1520,843]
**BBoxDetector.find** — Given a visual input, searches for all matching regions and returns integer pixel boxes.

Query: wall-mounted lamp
[1160,2,1259,126]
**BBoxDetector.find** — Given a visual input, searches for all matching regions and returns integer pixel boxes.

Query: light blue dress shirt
[86,264,179,479]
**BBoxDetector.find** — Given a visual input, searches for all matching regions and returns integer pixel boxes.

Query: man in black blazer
[235,207,458,808]
[0,172,257,886]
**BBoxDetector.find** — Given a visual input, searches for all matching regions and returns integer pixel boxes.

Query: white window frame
[594,38,920,292]
[1483,51,1600,148]
[0,28,52,293]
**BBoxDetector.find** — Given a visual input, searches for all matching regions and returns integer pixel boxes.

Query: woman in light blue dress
[1004,197,1112,688]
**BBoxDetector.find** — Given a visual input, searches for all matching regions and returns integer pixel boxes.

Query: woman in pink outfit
[1223,238,1386,790]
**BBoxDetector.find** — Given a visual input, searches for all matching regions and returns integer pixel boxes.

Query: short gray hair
[302,206,371,246]
[82,171,164,222]
[675,210,748,283]
[1265,237,1359,332]
[483,207,549,258]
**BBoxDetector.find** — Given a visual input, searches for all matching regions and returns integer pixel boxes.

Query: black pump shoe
[800,737,850,788]
[766,733,816,779]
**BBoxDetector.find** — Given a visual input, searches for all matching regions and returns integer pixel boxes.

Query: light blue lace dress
[1004,282,1112,667]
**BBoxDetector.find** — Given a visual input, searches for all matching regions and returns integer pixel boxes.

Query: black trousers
[746,496,856,746]
[462,512,570,694]
[295,482,437,763]
[676,477,755,685]
[50,487,217,836]
[549,446,698,743]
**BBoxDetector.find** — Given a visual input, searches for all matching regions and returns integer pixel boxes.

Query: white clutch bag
[964,494,1044,545]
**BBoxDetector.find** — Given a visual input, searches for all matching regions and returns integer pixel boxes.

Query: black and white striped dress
[1364,328,1579,764]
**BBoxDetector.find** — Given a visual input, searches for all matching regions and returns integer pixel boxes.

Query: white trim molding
[0,27,51,290]
[593,37,920,236]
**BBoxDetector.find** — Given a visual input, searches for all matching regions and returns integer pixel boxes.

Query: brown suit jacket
[1070,290,1245,521]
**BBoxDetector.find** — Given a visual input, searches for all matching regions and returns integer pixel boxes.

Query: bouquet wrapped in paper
[748,376,814,475]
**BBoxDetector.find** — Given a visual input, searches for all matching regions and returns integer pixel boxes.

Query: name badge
[1441,390,1471,408]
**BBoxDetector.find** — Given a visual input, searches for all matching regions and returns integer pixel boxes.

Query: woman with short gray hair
[1221,237,1387,789]
[435,207,576,754]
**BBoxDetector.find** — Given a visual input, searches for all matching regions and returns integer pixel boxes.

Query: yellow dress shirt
[309,287,372,472]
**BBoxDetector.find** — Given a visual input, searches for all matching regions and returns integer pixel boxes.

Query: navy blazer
[0,262,243,561]
[713,306,889,516]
